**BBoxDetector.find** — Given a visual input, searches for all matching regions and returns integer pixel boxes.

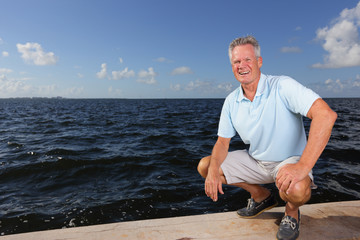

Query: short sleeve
[278,77,321,117]
[217,97,237,138]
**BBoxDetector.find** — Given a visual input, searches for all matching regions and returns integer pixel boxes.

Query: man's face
[231,44,263,86]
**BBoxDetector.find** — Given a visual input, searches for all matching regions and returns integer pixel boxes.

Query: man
[197,36,337,240]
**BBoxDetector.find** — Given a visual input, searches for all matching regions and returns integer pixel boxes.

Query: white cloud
[185,79,211,91]
[171,66,194,75]
[138,67,156,78]
[96,63,108,79]
[36,84,83,98]
[65,86,84,96]
[112,67,135,80]
[354,81,360,87]
[0,74,32,96]
[280,46,302,53]
[354,74,360,87]
[217,82,233,92]
[0,68,13,74]
[137,77,157,85]
[77,73,84,78]
[17,42,58,66]
[119,57,123,64]
[310,75,360,97]
[313,2,360,68]
[108,86,123,96]
[38,84,57,95]
[295,26,302,31]
[154,57,172,63]
[137,67,157,84]
[324,78,344,92]
[2,51,9,57]
[181,79,235,96]
[0,37,3,44]
[97,62,135,80]
[170,84,181,91]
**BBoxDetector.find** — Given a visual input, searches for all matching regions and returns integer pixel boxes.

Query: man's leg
[198,156,272,203]
[276,172,312,240]
[278,176,312,221]
[274,158,313,221]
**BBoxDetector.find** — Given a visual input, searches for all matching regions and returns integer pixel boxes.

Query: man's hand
[204,136,230,202]
[205,169,224,202]
[276,163,309,195]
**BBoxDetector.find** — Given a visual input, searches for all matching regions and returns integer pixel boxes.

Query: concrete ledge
[2,201,360,240]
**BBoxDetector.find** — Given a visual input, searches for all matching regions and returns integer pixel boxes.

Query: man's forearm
[300,99,337,171]
[208,137,231,173]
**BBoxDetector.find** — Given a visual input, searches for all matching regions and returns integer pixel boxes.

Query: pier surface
[2,200,360,240]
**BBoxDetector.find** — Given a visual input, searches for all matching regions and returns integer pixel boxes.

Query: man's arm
[276,98,337,194]
[205,136,231,202]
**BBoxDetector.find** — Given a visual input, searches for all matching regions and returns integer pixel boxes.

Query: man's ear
[258,56,263,68]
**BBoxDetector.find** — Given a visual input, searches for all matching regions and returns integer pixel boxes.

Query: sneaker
[237,193,278,218]
[276,210,300,240]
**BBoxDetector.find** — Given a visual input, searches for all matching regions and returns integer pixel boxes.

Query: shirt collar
[236,73,266,102]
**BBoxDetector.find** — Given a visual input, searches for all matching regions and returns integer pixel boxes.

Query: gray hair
[228,35,261,62]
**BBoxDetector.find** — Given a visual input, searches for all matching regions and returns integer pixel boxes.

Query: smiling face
[231,44,263,87]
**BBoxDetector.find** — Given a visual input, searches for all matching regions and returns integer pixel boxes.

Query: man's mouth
[239,71,250,75]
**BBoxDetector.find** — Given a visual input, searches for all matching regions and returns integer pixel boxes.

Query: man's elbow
[309,99,337,126]
[326,106,337,124]
[323,108,337,129]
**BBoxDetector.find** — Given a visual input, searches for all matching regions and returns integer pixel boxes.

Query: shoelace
[246,198,255,209]
[281,216,297,230]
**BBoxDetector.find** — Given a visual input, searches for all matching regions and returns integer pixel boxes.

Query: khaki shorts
[221,150,317,189]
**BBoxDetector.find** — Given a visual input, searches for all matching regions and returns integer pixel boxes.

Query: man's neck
[242,78,260,102]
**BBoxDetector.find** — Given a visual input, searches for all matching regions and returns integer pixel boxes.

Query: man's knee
[197,156,210,178]
[279,178,312,206]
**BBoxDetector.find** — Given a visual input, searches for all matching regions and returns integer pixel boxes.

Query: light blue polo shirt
[218,73,320,162]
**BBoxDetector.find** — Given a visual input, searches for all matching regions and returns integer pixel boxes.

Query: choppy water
[0,98,359,235]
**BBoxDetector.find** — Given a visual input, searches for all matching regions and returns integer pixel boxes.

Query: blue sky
[1,0,360,98]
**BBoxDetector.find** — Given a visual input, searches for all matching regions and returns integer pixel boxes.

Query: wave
[0,98,359,236]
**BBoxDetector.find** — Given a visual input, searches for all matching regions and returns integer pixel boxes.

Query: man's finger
[276,174,286,190]
[286,181,293,195]
[218,182,224,195]
[205,182,212,198]
[286,178,299,195]
[278,176,291,193]
[212,183,218,201]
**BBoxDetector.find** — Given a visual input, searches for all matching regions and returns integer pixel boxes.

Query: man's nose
[238,61,246,69]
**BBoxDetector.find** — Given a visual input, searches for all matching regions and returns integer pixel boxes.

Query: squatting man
[197,36,337,240]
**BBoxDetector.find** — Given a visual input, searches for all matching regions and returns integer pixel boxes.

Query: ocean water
[0,98,359,235]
